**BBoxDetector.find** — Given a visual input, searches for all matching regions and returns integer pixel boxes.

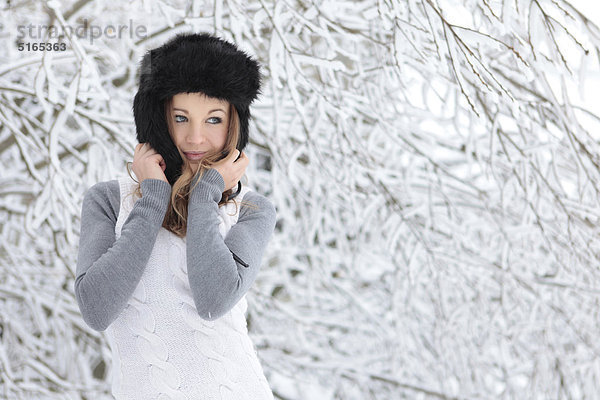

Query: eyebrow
[173,107,226,114]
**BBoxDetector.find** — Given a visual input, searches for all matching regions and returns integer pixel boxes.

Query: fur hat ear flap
[236,105,251,151]
[132,89,182,186]
[132,32,262,186]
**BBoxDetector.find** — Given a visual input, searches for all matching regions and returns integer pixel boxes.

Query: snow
[1,0,600,398]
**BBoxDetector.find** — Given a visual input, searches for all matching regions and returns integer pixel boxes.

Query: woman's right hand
[132,143,168,184]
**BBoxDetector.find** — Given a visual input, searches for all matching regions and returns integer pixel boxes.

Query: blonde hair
[125,94,258,238]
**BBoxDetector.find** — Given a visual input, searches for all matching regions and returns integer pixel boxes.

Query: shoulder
[84,179,120,203]
[82,179,121,220]
[239,190,276,220]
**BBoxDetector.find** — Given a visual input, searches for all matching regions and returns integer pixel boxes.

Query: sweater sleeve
[74,178,172,332]
[186,168,277,321]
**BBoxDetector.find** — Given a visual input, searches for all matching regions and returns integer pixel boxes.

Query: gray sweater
[75,168,277,331]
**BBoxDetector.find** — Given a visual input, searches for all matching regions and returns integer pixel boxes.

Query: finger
[141,143,155,155]
[239,151,249,164]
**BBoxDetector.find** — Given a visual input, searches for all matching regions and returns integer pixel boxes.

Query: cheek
[170,127,185,144]
[217,125,229,142]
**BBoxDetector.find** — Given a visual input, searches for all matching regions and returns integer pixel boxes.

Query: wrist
[190,168,225,203]
[138,178,171,221]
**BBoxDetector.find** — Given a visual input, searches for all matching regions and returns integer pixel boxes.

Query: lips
[184,152,206,160]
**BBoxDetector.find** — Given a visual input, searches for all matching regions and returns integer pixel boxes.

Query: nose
[186,124,208,144]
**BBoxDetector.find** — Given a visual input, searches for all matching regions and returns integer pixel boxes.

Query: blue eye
[174,115,187,123]
[208,117,222,124]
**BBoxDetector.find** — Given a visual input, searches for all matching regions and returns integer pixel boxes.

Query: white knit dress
[105,176,274,400]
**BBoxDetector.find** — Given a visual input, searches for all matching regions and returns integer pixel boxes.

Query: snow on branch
[0,0,599,398]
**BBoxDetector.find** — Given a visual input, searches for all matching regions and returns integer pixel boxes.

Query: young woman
[75,32,277,399]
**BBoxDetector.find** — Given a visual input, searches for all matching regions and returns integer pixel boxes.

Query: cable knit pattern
[105,176,274,400]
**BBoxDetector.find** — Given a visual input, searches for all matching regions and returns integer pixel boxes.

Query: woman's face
[169,92,229,172]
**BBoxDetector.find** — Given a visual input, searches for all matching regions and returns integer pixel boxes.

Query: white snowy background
[1,0,600,399]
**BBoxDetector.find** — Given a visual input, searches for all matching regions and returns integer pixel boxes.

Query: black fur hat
[132,32,262,185]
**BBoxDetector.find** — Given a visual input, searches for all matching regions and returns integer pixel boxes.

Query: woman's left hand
[212,149,248,191]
